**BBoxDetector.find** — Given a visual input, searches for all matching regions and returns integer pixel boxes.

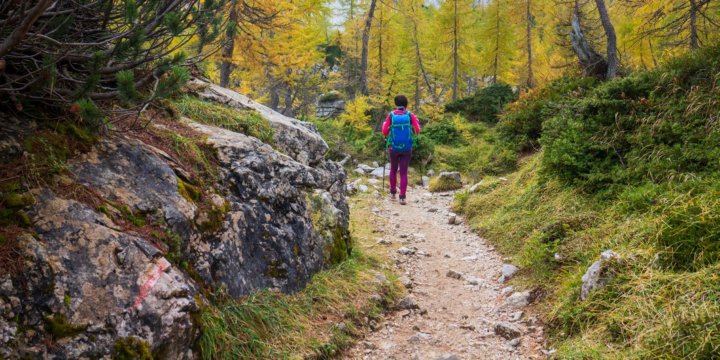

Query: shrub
[423,118,465,146]
[540,44,720,189]
[496,76,599,154]
[444,83,517,123]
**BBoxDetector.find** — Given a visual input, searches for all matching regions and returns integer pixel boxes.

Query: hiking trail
[345,186,547,360]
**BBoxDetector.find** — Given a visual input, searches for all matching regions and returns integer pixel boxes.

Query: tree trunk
[360,0,377,96]
[452,0,459,101]
[378,4,383,89]
[689,0,699,49]
[219,0,238,88]
[493,0,501,84]
[594,0,618,79]
[570,6,608,78]
[526,0,535,88]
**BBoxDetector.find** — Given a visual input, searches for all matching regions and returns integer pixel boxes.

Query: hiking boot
[390,192,397,200]
[399,195,407,205]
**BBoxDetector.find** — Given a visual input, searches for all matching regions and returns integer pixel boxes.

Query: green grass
[175,95,275,144]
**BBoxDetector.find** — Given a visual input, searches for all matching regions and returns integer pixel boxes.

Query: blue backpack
[386,111,414,152]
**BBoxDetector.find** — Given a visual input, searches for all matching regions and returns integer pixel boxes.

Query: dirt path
[345,187,546,360]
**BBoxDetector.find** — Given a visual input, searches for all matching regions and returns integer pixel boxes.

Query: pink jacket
[382,108,421,137]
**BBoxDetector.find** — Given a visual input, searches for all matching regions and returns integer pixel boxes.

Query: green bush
[423,119,465,145]
[444,83,517,123]
[540,44,720,189]
[496,76,598,154]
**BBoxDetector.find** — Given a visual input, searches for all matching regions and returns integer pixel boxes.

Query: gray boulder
[2,83,351,358]
[580,250,619,300]
[2,192,200,359]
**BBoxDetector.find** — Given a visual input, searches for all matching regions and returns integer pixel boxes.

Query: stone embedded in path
[509,311,524,322]
[494,322,522,340]
[448,214,457,225]
[427,207,439,213]
[408,332,432,343]
[506,291,531,308]
[377,238,392,245]
[436,354,460,360]
[465,275,480,285]
[396,296,419,310]
[446,269,463,280]
[399,276,413,289]
[397,247,416,255]
[507,338,521,348]
[498,264,519,283]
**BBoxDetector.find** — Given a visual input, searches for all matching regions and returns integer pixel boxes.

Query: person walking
[382,95,421,205]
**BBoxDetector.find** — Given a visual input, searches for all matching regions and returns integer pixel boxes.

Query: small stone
[436,354,460,360]
[494,322,522,340]
[509,311,524,322]
[462,255,478,261]
[422,176,430,188]
[377,238,392,245]
[446,270,463,280]
[408,332,432,343]
[372,161,380,168]
[358,184,369,193]
[498,264,519,283]
[581,250,620,300]
[465,276,479,285]
[444,253,452,258]
[507,338,521,348]
[397,247,416,256]
[396,296,419,310]
[427,207,439,213]
[501,286,514,296]
[399,276,413,289]
[506,291,531,308]
[448,215,457,225]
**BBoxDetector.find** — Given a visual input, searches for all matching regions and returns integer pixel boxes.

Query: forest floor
[343,186,547,360]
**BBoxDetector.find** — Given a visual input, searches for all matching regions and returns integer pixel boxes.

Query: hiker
[382,95,421,205]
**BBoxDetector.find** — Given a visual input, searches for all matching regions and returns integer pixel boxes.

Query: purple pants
[389,150,412,197]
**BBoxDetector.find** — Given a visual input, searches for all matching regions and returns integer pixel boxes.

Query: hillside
[453,44,720,358]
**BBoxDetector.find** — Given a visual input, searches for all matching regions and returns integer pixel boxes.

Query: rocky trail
[345,187,547,360]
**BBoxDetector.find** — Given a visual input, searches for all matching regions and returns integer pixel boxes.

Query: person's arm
[410,113,421,134]
[382,113,392,136]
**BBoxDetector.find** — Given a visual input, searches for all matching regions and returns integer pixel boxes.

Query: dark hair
[394,95,408,108]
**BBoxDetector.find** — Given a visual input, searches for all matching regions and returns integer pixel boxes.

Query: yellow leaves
[339,96,373,134]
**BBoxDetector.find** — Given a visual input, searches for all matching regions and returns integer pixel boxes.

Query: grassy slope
[453,46,720,359]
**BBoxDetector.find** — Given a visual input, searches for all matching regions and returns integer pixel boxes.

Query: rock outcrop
[0,82,350,358]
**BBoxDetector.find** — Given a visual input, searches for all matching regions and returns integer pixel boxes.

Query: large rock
[0,192,199,359]
[580,250,619,300]
[187,121,350,296]
[316,93,346,118]
[2,84,351,357]
[189,78,329,166]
